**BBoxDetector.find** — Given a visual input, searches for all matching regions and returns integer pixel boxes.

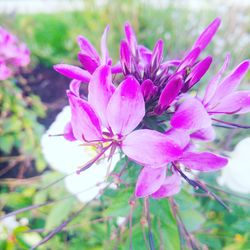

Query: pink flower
[54,17,249,203]
[120,19,219,116]
[54,26,122,83]
[65,65,183,173]
[0,27,30,80]
[0,61,11,80]
[170,57,250,140]
[135,129,228,198]
[203,57,250,115]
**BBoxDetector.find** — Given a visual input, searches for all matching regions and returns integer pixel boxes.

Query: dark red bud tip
[129,200,136,206]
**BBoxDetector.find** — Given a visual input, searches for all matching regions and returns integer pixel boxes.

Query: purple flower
[55,17,250,202]
[135,129,228,198]
[0,61,11,80]
[203,58,250,115]
[120,19,220,116]
[0,27,30,80]
[170,58,250,140]
[65,65,183,172]
[54,26,122,83]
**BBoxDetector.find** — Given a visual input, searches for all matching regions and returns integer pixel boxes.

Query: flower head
[65,65,183,174]
[54,26,122,84]
[54,17,250,201]
[135,129,228,198]
[0,27,30,80]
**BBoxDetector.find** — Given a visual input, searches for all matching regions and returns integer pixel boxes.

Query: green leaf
[179,210,205,232]
[45,197,76,231]
[151,199,180,250]
[121,225,149,250]
[103,187,133,217]
[0,134,15,154]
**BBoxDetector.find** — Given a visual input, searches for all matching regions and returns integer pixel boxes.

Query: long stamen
[212,118,250,129]
[48,133,65,137]
[76,143,113,174]
[209,110,240,115]
[173,164,231,211]
[212,123,235,129]
[82,134,113,143]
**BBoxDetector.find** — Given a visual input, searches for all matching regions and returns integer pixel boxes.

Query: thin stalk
[169,198,200,250]
[39,171,76,191]
[30,183,112,250]
[30,204,87,250]
[0,182,105,221]
[212,118,250,129]
[144,198,155,250]
[129,205,133,250]
[173,164,231,211]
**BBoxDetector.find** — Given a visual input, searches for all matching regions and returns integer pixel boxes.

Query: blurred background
[0,0,250,249]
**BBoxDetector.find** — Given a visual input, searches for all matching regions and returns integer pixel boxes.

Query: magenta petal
[135,167,166,198]
[186,56,213,89]
[124,22,138,56]
[100,25,110,64]
[0,62,11,80]
[151,171,182,199]
[69,79,81,97]
[190,126,216,141]
[77,35,100,63]
[107,76,145,135]
[150,39,164,68]
[78,53,99,74]
[203,53,230,105]
[54,64,91,83]
[111,62,123,74]
[165,128,190,149]
[120,40,132,72]
[122,129,183,166]
[210,60,250,104]
[67,91,103,141]
[171,98,211,131]
[63,122,76,141]
[192,17,221,51]
[138,45,152,67]
[88,65,115,128]
[178,47,201,71]
[141,79,155,101]
[179,151,228,172]
[157,75,183,112]
[211,91,250,114]
[161,60,181,68]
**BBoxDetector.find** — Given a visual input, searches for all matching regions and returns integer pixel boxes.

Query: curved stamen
[212,118,250,129]
[76,143,113,174]
[172,163,231,211]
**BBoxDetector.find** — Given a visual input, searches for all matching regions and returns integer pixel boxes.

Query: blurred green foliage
[1,159,250,249]
[0,0,224,67]
[0,79,46,172]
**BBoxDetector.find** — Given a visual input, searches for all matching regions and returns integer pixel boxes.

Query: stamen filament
[76,143,113,174]
[212,118,250,129]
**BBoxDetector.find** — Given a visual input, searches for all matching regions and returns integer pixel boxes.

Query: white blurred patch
[116,216,126,226]
[41,106,119,203]
[0,216,20,240]
[218,137,250,193]
[0,216,19,233]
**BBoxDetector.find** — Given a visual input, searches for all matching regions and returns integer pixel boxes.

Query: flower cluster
[54,18,250,199]
[0,27,30,80]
